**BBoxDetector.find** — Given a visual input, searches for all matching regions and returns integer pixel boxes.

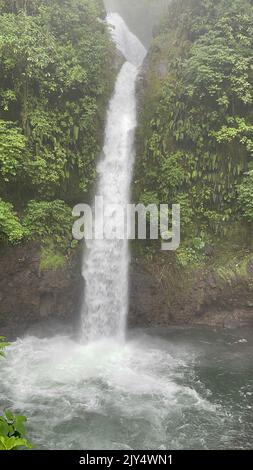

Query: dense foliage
[0,199,24,243]
[0,411,32,450]
[0,0,114,253]
[135,0,253,259]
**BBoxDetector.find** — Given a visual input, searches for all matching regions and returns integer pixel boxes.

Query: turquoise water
[0,326,252,449]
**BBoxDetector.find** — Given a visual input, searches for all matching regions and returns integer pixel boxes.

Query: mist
[103,0,170,47]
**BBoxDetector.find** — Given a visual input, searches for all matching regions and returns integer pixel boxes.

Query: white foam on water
[0,334,218,449]
[0,14,232,451]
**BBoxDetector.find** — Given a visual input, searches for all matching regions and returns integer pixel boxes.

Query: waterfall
[81,13,147,342]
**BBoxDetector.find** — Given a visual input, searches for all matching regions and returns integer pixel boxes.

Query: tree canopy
[136,0,253,252]
[0,0,114,249]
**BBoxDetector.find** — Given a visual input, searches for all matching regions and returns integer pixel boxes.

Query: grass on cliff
[39,246,66,272]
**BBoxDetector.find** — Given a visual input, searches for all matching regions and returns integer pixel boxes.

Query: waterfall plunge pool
[1,13,252,452]
[0,326,252,450]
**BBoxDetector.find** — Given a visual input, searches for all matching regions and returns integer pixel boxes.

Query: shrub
[237,171,253,222]
[0,198,24,244]
[23,200,73,249]
[39,246,66,271]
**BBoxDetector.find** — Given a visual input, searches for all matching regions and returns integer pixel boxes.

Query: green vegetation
[0,411,32,450]
[39,246,66,271]
[0,199,24,244]
[135,0,253,264]
[0,339,32,450]
[0,0,114,252]
[0,336,10,358]
[237,170,253,221]
[23,200,73,247]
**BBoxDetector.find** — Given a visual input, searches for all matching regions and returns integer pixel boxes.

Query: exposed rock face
[129,259,253,329]
[0,243,83,339]
[1,242,253,340]
[128,269,171,327]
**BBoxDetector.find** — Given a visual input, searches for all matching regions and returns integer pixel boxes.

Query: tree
[0,0,114,247]
[135,0,253,243]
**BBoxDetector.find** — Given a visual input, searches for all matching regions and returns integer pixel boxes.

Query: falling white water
[81,14,147,342]
[0,11,251,456]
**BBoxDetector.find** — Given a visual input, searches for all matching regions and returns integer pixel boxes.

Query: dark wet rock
[128,269,170,327]
[1,243,253,339]
[129,258,253,329]
[0,243,83,340]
